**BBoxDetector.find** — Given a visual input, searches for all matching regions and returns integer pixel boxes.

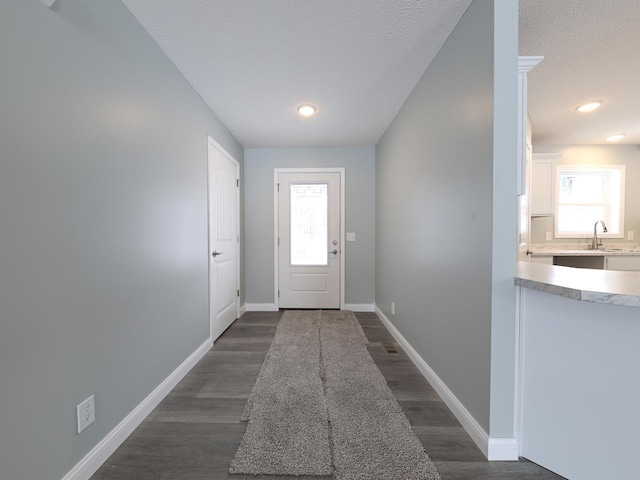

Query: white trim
[531,153,563,161]
[273,170,279,309]
[339,171,346,310]
[207,136,241,340]
[487,438,519,461]
[245,303,279,312]
[273,168,346,310]
[514,285,525,451]
[239,303,247,317]
[518,55,544,73]
[374,306,491,459]
[60,339,212,480]
[344,303,375,312]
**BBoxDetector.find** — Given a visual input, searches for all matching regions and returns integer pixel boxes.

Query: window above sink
[555,164,625,238]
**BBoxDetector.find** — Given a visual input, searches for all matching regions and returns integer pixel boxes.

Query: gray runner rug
[229,310,440,480]
[229,310,332,476]
[321,313,440,480]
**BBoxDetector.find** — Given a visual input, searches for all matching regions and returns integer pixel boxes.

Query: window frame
[554,164,625,239]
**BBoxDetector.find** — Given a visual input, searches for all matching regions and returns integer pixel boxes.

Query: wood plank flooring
[90,311,564,480]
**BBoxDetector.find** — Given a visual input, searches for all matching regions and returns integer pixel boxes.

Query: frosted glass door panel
[290,183,328,266]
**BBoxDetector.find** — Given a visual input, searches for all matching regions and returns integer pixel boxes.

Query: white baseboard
[245,303,279,312]
[374,305,506,460]
[60,338,213,480]
[239,303,247,316]
[344,303,375,312]
[487,437,519,460]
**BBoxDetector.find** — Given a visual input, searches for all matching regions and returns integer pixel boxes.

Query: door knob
[330,250,338,255]
[212,251,223,257]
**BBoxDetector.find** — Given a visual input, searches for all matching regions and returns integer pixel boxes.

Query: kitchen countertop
[515,261,640,308]
[528,243,640,257]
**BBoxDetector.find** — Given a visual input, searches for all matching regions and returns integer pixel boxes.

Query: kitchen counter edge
[515,261,640,308]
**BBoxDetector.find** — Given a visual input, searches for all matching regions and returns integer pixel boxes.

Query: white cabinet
[518,116,532,256]
[605,256,640,271]
[517,57,543,196]
[517,56,543,260]
[531,154,560,216]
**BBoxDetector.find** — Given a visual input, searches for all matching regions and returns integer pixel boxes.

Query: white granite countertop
[528,243,640,257]
[515,261,640,308]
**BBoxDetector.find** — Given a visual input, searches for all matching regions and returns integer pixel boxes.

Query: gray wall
[0,2,242,479]
[375,0,518,435]
[531,144,640,245]
[244,148,375,306]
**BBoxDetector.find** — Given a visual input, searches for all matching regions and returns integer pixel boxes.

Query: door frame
[207,135,241,341]
[274,167,345,310]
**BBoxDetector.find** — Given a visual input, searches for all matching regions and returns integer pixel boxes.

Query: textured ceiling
[121,0,472,148]
[121,1,638,148]
[520,0,640,145]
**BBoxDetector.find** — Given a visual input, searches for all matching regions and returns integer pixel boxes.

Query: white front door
[208,137,239,341]
[277,171,342,309]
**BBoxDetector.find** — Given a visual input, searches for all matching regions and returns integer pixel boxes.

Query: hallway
[90,311,563,480]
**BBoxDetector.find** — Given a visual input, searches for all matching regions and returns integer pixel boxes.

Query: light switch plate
[628,231,635,240]
[346,232,356,242]
[545,231,552,241]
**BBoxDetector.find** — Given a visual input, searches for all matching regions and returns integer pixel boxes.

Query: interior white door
[208,137,239,341]
[278,172,341,309]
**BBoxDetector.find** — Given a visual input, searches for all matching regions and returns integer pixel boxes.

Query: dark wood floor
[90,311,564,480]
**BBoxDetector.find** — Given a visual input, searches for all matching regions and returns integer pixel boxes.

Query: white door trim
[274,167,345,310]
[207,135,240,341]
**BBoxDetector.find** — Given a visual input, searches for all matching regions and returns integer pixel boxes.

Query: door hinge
[277,237,280,245]
[236,179,239,187]
[237,234,240,243]
[278,290,280,298]
[277,183,280,192]
[237,289,240,297]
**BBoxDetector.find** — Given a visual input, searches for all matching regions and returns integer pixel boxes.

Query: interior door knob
[330,250,338,255]
[212,251,223,257]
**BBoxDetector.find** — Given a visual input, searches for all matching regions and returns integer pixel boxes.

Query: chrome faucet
[592,220,608,250]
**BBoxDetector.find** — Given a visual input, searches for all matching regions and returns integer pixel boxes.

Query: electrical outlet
[77,395,95,433]
[545,231,552,241]
[391,302,395,315]
[628,231,635,241]
[346,232,356,242]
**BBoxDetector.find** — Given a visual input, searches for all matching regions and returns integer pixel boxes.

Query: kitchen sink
[553,255,605,269]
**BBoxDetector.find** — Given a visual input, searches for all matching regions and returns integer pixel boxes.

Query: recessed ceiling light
[297,104,316,117]
[606,133,626,142]
[576,101,602,112]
